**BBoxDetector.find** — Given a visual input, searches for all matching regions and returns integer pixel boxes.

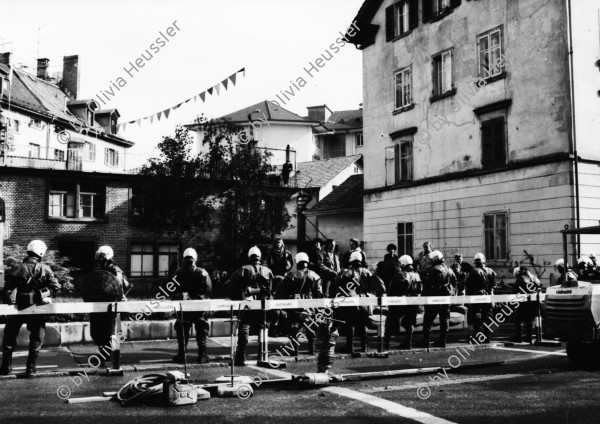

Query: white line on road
[246,365,456,423]
[321,386,457,424]
[491,346,568,356]
[364,373,526,393]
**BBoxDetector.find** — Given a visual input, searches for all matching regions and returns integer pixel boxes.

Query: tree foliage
[136,118,291,248]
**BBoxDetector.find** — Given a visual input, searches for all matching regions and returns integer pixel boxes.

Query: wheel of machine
[566,340,600,369]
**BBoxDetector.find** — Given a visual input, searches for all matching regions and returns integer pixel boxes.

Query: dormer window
[87,110,94,127]
[111,118,117,134]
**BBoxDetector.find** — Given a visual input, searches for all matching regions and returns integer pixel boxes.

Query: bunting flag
[116,67,246,133]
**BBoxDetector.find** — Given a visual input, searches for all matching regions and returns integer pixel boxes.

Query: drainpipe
[565,0,580,259]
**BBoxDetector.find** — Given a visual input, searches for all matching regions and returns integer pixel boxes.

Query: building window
[130,244,155,277]
[386,0,418,41]
[111,118,117,134]
[83,141,96,162]
[394,67,412,110]
[385,139,413,185]
[29,143,40,158]
[423,0,460,23]
[478,28,504,80]
[48,181,106,220]
[130,242,180,277]
[29,118,42,129]
[481,115,506,168]
[87,110,94,126]
[432,0,450,14]
[104,148,119,167]
[433,50,453,96]
[397,222,414,257]
[323,134,346,159]
[158,244,179,276]
[54,149,65,161]
[484,212,508,261]
[355,133,364,147]
[11,119,20,133]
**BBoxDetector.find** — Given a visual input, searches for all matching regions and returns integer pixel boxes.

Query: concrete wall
[361,0,571,191]
[363,162,574,286]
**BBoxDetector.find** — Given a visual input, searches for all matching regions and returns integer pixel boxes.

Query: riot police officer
[512,266,541,344]
[85,246,129,367]
[554,259,578,286]
[171,248,212,364]
[384,255,422,350]
[0,240,60,377]
[466,253,496,343]
[277,253,322,355]
[421,251,456,348]
[230,247,275,366]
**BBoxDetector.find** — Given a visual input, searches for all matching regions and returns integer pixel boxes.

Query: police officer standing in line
[0,241,61,377]
[317,252,385,371]
[384,255,422,350]
[87,246,129,367]
[319,239,341,298]
[421,251,456,348]
[512,266,541,344]
[230,247,275,366]
[554,259,578,285]
[466,253,497,343]
[171,248,212,364]
[277,252,322,355]
[342,238,367,269]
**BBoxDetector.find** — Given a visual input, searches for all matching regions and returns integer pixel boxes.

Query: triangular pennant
[185,98,191,103]
[129,120,136,124]
[157,111,162,121]
[222,78,228,90]
[136,119,142,127]
[229,73,237,86]
[238,67,245,76]
[193,95,198,103]
[149,115,154,124]
[214,84,220,95]
[116,124,122,133]
[200,92,206,102]
[207,87,213,96]
[122,123,127,132]
[173,102,183,110]
[164,108,171,119]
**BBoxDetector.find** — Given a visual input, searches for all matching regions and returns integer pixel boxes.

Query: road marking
[364,373,526,393]
[246,365,456,423]
[491,346,568,356]
[321,386,457,424]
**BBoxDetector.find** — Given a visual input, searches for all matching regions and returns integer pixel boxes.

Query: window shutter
[481,121,494,167]
[450,0,461,8]
[386,5,395,41]
[422,0,432,22]
[409,0,419,29]
[385,146,395,185]
[104,147,109,165]
[115,150,119,167]
[481,117,506,167]
[394,144,400,183]
[491,117,506,165]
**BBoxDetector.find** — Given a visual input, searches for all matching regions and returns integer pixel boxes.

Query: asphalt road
[1,340,598,424]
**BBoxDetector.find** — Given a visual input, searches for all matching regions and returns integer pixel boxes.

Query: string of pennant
[117,67,246,133]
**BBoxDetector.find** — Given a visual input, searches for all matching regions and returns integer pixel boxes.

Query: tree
[136,119,292,258]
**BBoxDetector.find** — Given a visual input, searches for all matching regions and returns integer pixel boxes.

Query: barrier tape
[0,294,546,316]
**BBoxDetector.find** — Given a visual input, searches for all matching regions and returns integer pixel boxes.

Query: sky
[0,0,365,161]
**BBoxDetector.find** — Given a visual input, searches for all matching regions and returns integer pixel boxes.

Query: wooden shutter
[422,0,432,22]
[115,150,119,167]
[385,146,396,185]
[409,0,419,29]
[104,147,109,165]
[394,144,400,183]
[450,0,461,8]
[481,117,506,168]
[386,5,395,41]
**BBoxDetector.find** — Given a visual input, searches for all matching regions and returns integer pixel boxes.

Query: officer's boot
[383,335,391,351]
[307,332,316,355]
[435,328,447,348]
[421,330,431,349]
[173,321,188,363]
[401,330,413,350]
[26,345,40,378]
[317,328,338,373]
[524,321,534,345]
[340,327,354,354]
[197,320,210,364]
[360,334,369,353]
[0,347,13,375]
[514,323,523,343]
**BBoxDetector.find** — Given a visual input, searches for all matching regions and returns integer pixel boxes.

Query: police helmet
[183,247,198,261]
[295,252,309,264]
[399,255,413,266]
[349,251,363,263]
[578,256,592,266]
[95,245,114,261]
[474,253,486,263]
[27,240,47,258]
[248,246,262,259]
[429,250,443,261]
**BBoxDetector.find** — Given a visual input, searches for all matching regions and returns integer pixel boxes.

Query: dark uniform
[466,265,497,341]
[230,262,275,364]
[422,263,456,347]
[384,269,422,349]
[317,266,385,371]
[276,268,322,354]
[513,271,541,343]
[1,256,60,375]
[85,262,128,364]
[266,247,293,278]
[172,264,212,362]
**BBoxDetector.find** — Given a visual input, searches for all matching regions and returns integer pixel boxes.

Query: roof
[347,0,384,49]
[0,67,133,147]
[297,154,362,188]
[306,174,364,215]
[218,100,318,124]
[313,108,363,133]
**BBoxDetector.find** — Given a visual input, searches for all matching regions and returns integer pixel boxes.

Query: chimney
[307,105,331,122]
[37,58,49,79]
[62,55,79,99]
[0,52,11,66]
